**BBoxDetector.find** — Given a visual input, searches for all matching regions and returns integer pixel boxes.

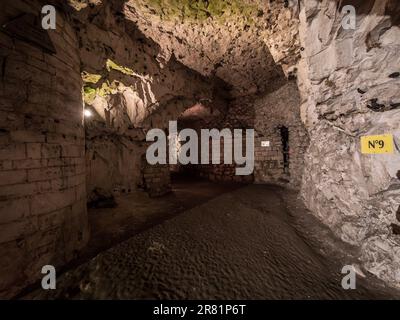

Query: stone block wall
[194,138,254,183]
[254,133,286,184]
[253,82,309,189]
[174,82,308,186]
[143,163,171,197]
[197,163,253,183]
[0,0,88,298]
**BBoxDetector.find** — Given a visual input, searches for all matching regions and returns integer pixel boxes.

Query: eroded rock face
[72,1,215,131]
[66,1,224,198]
[298,0,400,286]
[124,0,300,97]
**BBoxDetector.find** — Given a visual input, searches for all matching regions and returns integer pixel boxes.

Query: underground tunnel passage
[0,0,400,302]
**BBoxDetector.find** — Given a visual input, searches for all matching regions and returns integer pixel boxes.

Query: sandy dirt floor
[25,185,400,300]
[84,176,243,258]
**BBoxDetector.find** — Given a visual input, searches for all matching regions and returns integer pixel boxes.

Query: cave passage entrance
[279,125,290,174]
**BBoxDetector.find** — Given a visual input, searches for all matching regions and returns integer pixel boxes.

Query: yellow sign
[361,134,394,154]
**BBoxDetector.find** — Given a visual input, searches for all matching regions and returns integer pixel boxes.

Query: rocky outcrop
[73,1,216,131]
[298,0,400,287]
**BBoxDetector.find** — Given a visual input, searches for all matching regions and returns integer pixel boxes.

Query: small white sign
[261,141,270,147]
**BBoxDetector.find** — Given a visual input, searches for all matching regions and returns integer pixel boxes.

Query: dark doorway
[279,126,290,174]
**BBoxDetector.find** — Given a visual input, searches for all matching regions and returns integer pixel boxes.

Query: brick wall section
[143,163,171,197]
[0,1,88,298]
[254,133,286,183]
[208,82,308,187]
[198,164,253,183]
[195,139,254,183]
[173,82,307,187]
[253,81,309,189]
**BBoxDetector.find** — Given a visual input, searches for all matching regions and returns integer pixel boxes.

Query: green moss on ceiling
[82,58,139,105]
[83,80,125,105]
[83,86,97,104]
[82,71,102,84]
[106,59,136,76]
[98,80,120,97]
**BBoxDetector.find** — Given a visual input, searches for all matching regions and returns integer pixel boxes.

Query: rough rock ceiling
[64,0,222,133]
[68,0,301,98]
[124,0,300,97]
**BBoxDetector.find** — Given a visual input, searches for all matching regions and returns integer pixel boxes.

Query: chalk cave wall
[74,1,216,199]
[0,0,88,298]
[297,0,400,285]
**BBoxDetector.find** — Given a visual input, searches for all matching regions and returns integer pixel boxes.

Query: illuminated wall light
[84,109,93,118]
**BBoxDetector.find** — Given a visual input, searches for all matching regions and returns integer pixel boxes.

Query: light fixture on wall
[84,109,93,118]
